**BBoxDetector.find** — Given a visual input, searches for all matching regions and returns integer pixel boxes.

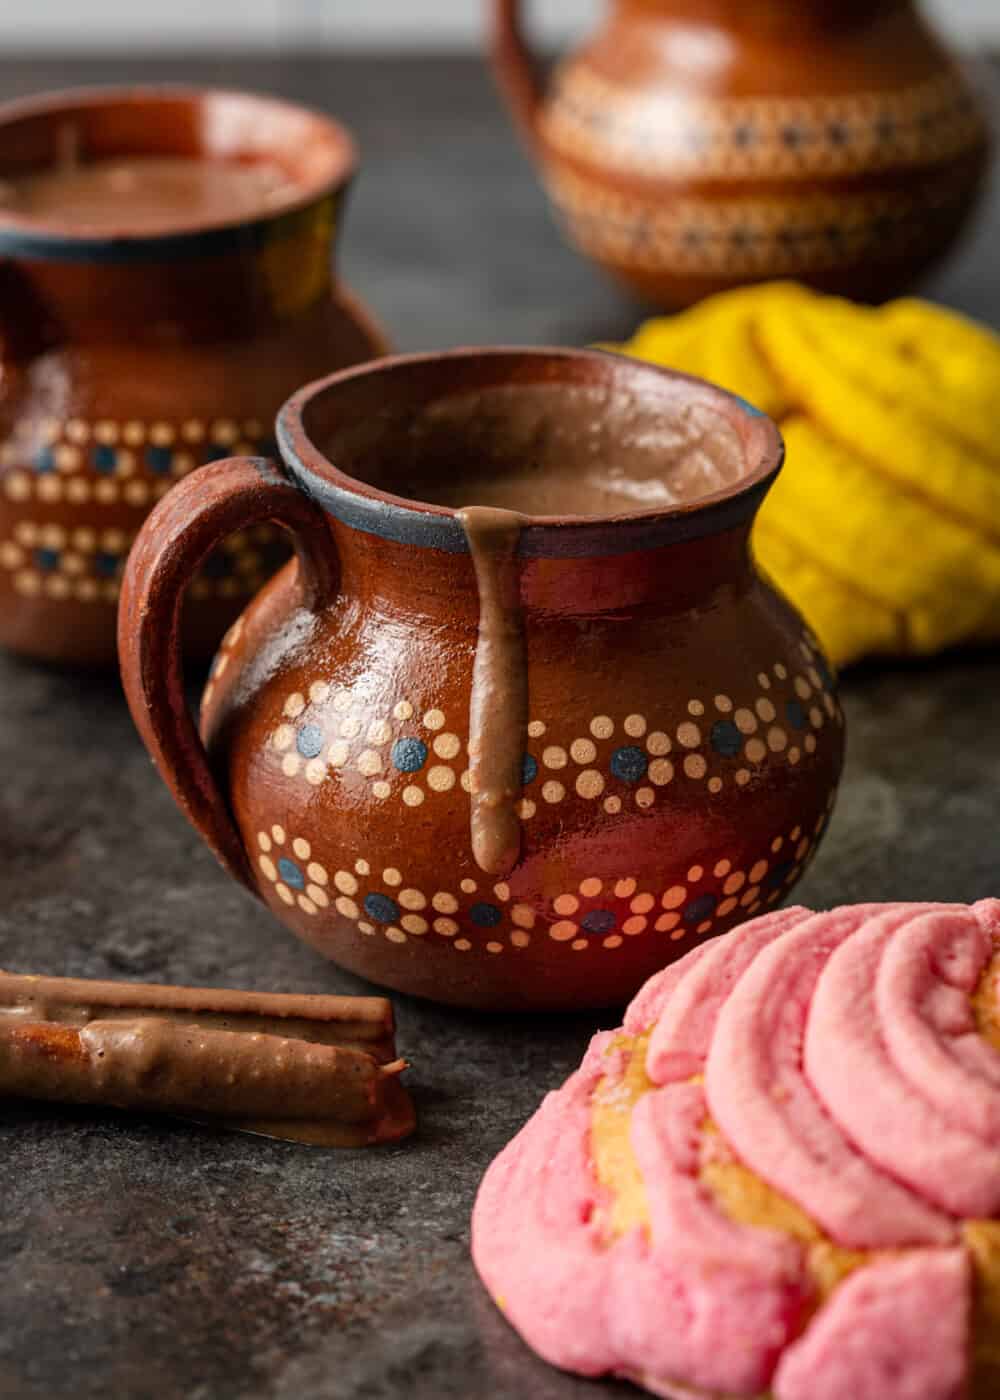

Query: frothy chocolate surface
[0,155,296,231]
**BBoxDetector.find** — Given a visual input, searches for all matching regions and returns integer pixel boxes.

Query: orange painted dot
[717,897,738,917]
[434,917,458,936]
[735,768,751,786]
[656,912,680,932]
[603,935,623,949]
[714,858,731,877]
[579,877,602,898]
[433,891,458,914]
[623,915,647,936]
[740,885,760,907]
[687,865,704,883]
[571,939,588,951]
[614,878,636,898]
[461,878,477,893]
[646,731,671,755]
[710,771,724,792]
[805,734,817,754]
[688,699,705,716]
[486,941,503,954]
[790,826,801,840]
[684,754,707,780]
[662,886,686,909]
[677,721,701,749]
[551,921,578,942]
[734,708,757,735]
[590,715,614,739]
[494,882,510,902]
[750,860,768,884]
[810,707,824,729]
[454,938,471,951]
[797,838,810,861]
[756,698,776,723]
[808,667,823,689]
[511,930,531,948]
[670,928,688,941]
[624,713,646,737]
[636,787,655,808]
[649,758,673,786]
[697,920,712,934]
[757,673,771,690]
[774,663,788,679]
[512,904,536,929]
[631,893,655,914]
[576,769,605,799]
[604,796,622,814]
[767,726,788,752]
[745,738,767,764]
[724,871,746,895]
[714,694,733,713]
[771,836,784,853]
[795,676,812,699]
[554,894,579,916]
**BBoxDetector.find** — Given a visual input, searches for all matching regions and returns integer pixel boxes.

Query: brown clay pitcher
[119,348,844,1012]
[490,0,992,308]
[0,86,386,666]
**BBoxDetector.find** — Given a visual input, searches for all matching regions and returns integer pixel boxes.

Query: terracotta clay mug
[490,0,991,308]
[0,85,386,666]
[120,348,844,1011]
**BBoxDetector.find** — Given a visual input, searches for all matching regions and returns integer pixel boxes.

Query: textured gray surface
[0,53,998,1400]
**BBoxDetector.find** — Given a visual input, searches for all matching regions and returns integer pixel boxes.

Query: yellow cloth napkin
[613,284,1000,667]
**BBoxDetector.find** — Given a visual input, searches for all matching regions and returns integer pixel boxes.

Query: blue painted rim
[275,349,785,561]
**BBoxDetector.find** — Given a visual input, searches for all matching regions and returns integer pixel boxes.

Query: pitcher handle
[490,0,548,150]
[118,455,338,892]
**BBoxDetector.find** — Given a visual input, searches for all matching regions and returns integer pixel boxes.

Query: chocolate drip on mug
[456,506,528,878]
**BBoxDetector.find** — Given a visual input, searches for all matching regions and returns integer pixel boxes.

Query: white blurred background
[0,0,995,49]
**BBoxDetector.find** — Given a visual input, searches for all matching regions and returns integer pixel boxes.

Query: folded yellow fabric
[612,283,1000,667]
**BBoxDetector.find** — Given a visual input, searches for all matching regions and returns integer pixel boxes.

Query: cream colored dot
[308,680,330,705]
[435,918,458,936]
[180,419,204,443]
[688,699,705,717]
[745,738,767,764]
[328,740,350,767]
[259,854,277,881]
[590,715,614,739]
[570,737,597,764]
[39,523,65,549]
[284,693,306,719]
[683,754,707,780]
[740,886,760,907]
[461,878,477,893]
[645,757,673,789]
[714,694,733,713]
[399,888,426,911]
[334,870,358,896]
[336,895,359,919]
[527,720,546,738]
[734,708,757,735]
[717,897,738,917]
[305,759,326,786]
[517,798,536,819]
[623,915,647,936]
[613,878,635,899]
[292,836,310,860]
[677,721,701,749]
[385,927,407,944]
[14,571,39,595]
[656,912,681,932]
[756,697,776,723]
[433,892,458,914]
[75,578,99,602]
[432,732,461,760]
[646,731,671,756]
[636,787,655,808]
[599,934,620,950]
[282,752,301,777]
[794,675,812,699]
[275,882,295,906]
[809,707,824,729]
[759,673,772,691]
[210,419,238,446]
[576,769,605,800]
[258,832,272,852]
[54,443,80,472]
[768,726,788,753]
[402,784,424,807]
[44,575,71,598]
[788,747,800,766]
[460,770,473,793]
[735,768,751,786]
[14,523,37,546]
[94,479,116,503]
[631,892,655,914]
[550,921,577,942]
[749,860,769,884]
[358,922,375,935]
[570,939,587,951]
[308,884,329,909]
[554,894,579,916]
[662,886,687,909]
[5,473,30,501]
[402,914,429,935]
[623,713,646,738]
[357,749,383,776]
[367,718,392,745]
[124,480,150,506]
[333,691,353,713]
[723,871,746,895]
[393,700,414,721]
[579,877,602,898]
[804,734,817,754]
[383,868,402,886]
[101,528,126,552]
[511,930,532,948]
[543,745,567,770]
[427,765,456,792]
[695,919,711,935]
[454,939,472,951]
[512,904,536,929]
[423,708,445,730]
[808,667,823,689]
[66,418,89,443]
[542,780,565,804]
[486,941,503,954]
[685,866,702,884]
[372,780,391,799]
[0,542,23,569]
[339,714,361,739]
[708,776,723,794]
[270,824,286,844]
[297,895,318,916]
[93,420,118,445]
[494,882,510,902]
[101,579,120,603]
[148,422,174,447]
[603,796,622,814]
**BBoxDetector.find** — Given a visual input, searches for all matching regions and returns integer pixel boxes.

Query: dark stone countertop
[1,53,998,1400]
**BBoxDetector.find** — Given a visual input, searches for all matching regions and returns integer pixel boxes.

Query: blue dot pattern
[521,753,538,785]
[785,699,807,731]
[94,552,119,578]
[93,444,117,475]
[391,737,428,773]
[364,892,400,925]
[277,857,305,890]
[296,724,324,759]
[146,444,173,476]
[610,746,648,784]
[766,861,794,890]
[470,902,502,928]
[34,446,55,474]
[711,719,743,757]
[34,548,59,572]
[683,893,718,924]
[581,909,617,935]
[816,655,835,691]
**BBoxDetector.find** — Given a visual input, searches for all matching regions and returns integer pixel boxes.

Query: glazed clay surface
[121,350,844,1011]
[0,87,385,666]
[491,0,992,308]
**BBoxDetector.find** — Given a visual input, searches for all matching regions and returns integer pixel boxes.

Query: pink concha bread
[471,900,1000,1400]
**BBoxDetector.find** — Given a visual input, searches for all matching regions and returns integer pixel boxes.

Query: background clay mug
[0,85,386,666]
[490,0,992,309]
[120,348,844,1011]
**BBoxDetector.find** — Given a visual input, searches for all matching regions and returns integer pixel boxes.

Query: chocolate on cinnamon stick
[0,971,415,1147]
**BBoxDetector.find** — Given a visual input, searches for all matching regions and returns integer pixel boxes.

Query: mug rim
[276,346,785,560]
[0,83,356,261]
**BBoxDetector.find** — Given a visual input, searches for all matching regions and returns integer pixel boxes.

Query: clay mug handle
[490,0,548,150]
[118,455,338,892]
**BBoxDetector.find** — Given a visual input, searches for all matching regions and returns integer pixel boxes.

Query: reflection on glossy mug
[119,348,844,1011]
[0,84,386,666]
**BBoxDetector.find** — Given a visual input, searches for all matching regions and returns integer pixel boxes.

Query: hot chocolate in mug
[120,348,844,1011]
